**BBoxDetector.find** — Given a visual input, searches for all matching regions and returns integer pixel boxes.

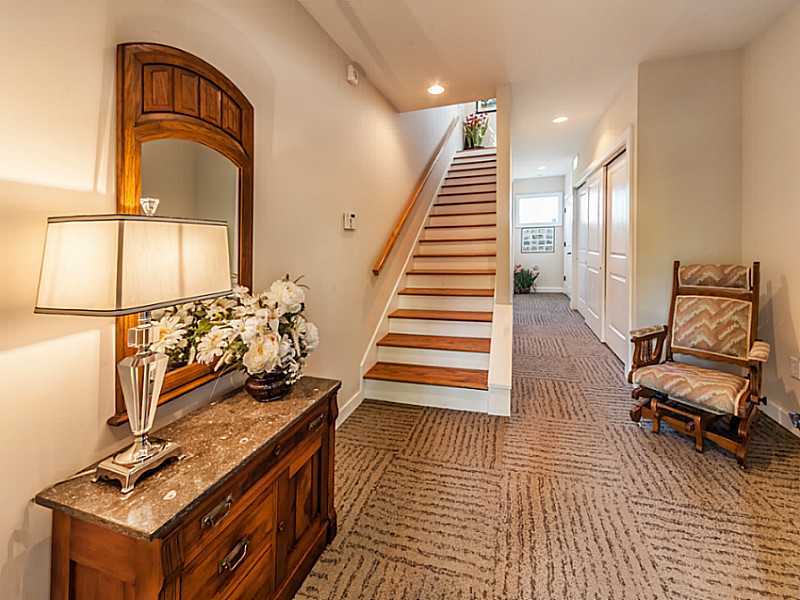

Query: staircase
[364,147,499,412]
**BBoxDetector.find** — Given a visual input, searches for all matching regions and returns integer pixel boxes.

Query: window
[515,193,562,226]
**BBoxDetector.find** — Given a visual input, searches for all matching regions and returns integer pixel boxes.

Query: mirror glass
[141,139,239,283]
[141,139,239,371]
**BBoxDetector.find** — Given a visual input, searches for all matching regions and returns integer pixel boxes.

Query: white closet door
[563,192,573,298]
[604,152,630,362]
[585,170,605,338]
[576,184,589,318]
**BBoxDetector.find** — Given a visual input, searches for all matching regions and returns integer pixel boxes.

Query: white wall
[635,50,742,328]
[742,3,800,431]
[495,84,513,304]
[512,176,565,291]
[0,1,457,597]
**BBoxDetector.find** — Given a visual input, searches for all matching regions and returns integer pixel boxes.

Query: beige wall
[575,72,637,177]
[742,4,800,428]
[0,1,456,597]
[512,176,565,290]
[635,50,743,328]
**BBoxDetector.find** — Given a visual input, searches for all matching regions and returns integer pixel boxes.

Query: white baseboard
[336,388,364,429]
[759,402,800,439]
[534,286,564,293]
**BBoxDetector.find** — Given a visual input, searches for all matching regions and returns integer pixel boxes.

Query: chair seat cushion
[632,361,749,416]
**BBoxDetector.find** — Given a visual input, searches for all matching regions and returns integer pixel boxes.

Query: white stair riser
[428,213,496,227]
[456,148,496,157]
[412,256,496,270]
[364,379,489,412]
[417,240,496,254]
[453,157,497,166]
[377,346,490,370]
[437,192,495,204]
[443,175,496,186]
[406,273,495,288]
[447,167,497,177]
[389,318,492,338]
[423,226,496,240]
[398,295,494,311]
[439,183,495,194]
[432,202,496,215]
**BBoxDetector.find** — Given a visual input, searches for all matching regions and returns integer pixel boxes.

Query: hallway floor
[298,294,800,600]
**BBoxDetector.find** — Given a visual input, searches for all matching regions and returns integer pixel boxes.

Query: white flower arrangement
[151,275,319,384]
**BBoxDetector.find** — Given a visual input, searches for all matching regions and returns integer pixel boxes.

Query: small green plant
[514,265,540,294]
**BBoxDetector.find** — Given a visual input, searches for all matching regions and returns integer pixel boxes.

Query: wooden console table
[36,376,340,600]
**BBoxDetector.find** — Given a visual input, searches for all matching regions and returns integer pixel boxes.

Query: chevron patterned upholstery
[678,264,749,289]
[632,362,749,416]
[671,295,752,359]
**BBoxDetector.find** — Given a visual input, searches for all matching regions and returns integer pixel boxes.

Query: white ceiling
[300,0,797,177]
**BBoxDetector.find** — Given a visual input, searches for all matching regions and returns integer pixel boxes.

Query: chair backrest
[666,261,760,367]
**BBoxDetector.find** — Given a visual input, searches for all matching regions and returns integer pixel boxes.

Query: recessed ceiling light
[552,116,568,124]
[427,84,445,95]
[538,165,547,170]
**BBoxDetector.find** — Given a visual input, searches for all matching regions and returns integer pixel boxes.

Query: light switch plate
[342,211,357,231]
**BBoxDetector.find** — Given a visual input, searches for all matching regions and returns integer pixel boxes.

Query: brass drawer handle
[278,520,286,533]
[308,414,326,432]
[201,494,233,530]
[273,444,282,457]
[219,537,249,575]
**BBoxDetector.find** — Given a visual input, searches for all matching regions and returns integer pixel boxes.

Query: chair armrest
[628,325,668,383]
[748,340,770,364]
[631,325,667,342]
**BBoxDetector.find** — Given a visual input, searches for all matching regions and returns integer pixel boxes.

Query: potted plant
[151,276,319,402]
[514,265,540,294]
[464,112,489,149]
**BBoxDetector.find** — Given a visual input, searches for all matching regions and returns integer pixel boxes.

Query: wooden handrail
[372,116,460,275]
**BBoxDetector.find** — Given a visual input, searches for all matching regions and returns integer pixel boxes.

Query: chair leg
[693,415,704,453]
[651,399,661,434]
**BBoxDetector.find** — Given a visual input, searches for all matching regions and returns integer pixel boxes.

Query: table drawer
[178,405,326,563]
[181,486,275,600]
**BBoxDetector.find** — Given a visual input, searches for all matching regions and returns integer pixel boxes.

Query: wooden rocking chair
[628,261,770,466]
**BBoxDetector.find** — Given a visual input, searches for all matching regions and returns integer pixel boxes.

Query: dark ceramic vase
[244,370,292,402]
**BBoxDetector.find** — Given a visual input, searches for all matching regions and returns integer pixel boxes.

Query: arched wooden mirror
[109,43,254,425]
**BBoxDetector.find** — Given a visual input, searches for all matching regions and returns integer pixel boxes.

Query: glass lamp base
[95,437,181,493]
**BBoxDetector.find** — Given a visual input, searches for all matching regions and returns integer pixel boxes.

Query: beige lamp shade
[35,215,232,316]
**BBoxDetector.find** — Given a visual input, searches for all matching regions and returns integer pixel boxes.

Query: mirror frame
[109,43,254,426]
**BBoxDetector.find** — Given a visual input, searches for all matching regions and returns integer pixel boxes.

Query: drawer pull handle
[219,537,249,575]
[201,495,233,530]
[278,520,286,533]
[308,414,326,432]
[273,444,282,457]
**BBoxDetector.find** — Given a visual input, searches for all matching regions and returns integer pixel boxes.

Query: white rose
[242,333,281,375]
[304,322,320,352]
[269,279,305,314]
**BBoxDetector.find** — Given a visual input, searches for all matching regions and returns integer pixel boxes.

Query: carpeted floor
[297,293,800,599]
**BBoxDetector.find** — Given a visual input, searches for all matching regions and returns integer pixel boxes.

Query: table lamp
[34,200,232,492]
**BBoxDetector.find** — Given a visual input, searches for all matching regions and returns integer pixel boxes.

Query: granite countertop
[35,376,340,541]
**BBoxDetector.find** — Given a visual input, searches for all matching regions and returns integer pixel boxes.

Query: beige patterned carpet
[297,294,800,600]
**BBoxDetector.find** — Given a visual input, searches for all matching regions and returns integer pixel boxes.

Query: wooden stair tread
[435,199,497,207]
[425,223,495,229]
[407,269,496,275]
[453,158,497,165]
[389,309,493,322]
[418,237,496,243]
[430,210,495,217]
[364,362,489,390]
[439,190,496,197]
[378,333,490,353]
[414,251,496,257]
[398,287,494,297]
[442,181,497,188]
[448,164,497,172]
